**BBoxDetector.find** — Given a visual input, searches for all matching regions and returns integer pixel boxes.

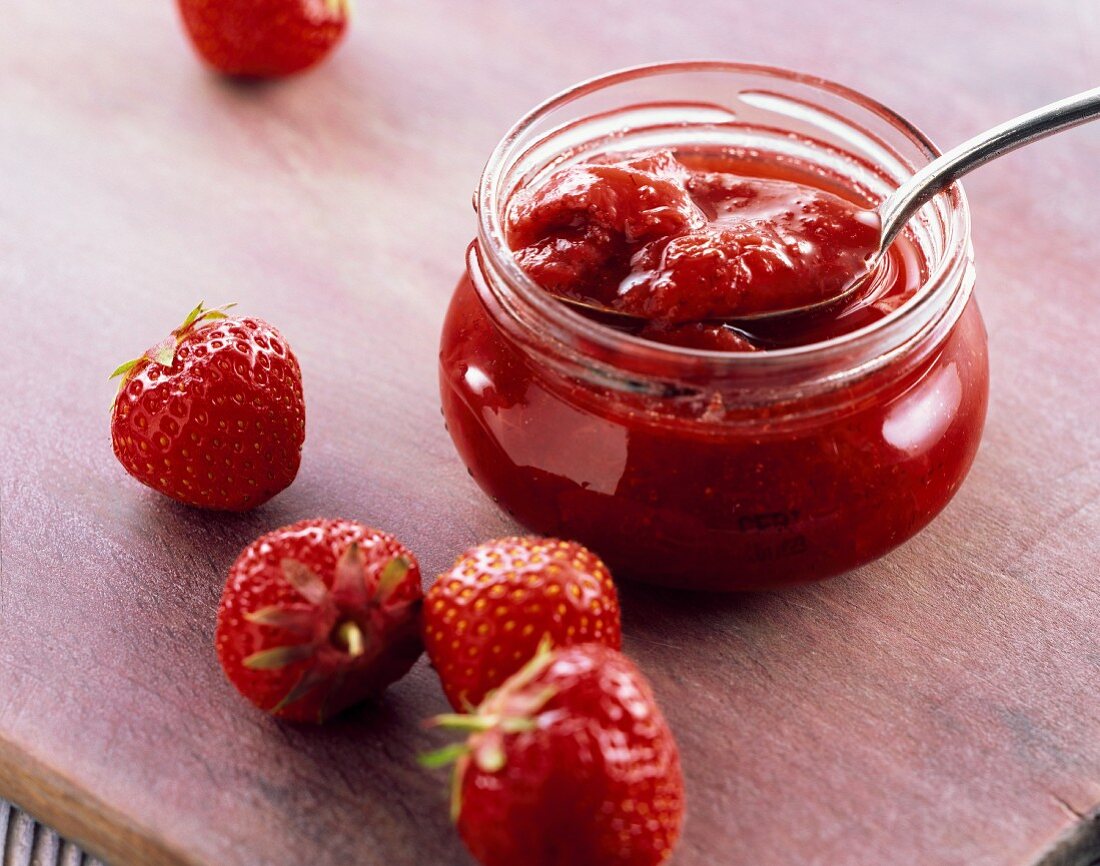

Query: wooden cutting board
[2,1,1099,864]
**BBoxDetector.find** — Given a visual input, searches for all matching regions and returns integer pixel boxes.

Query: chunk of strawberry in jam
[507,150,881,323]
[513,223,629,303]
[621,225,791,321]
[509,154,704,248]
[507,152,706,308]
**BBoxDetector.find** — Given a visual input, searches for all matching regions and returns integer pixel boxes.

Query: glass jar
[439,62,988,591]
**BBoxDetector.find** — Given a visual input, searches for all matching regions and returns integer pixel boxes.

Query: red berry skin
[453,644,684,866]
[176,0,349,78]
[423,538,621,710]
[111,308,304,511]
[216,519,424,723]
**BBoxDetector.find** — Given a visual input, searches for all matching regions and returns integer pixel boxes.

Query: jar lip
[476,60,972,376]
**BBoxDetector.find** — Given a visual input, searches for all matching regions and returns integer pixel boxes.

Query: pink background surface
[1,1,1098,864]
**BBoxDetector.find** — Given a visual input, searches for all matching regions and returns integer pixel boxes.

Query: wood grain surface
[1,1,1099,865]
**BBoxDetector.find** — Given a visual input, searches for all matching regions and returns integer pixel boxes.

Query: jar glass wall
[439,62,989,591]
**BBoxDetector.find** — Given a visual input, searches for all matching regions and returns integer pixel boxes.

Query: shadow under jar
[440,62,989,591]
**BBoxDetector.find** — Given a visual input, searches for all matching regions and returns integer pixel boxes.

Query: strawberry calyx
[421,637,558,820]
[241,544,412,720]
[108,301,236,409]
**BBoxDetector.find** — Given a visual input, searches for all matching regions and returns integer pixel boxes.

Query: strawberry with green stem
[422,641,684,866]
[110,302,305,512]
[216,518,423,723]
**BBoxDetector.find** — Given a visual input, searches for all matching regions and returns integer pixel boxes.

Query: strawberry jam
[508,149,882,328]
[440,65,989,590]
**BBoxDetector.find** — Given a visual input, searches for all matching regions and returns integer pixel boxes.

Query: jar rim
[475,60,973,385]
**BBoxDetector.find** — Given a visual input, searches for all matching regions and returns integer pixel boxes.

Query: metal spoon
[551,84,1100,324]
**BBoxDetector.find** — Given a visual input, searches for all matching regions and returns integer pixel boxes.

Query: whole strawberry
[424,537,621,710]
[177,0,349,78]
[216,518,423,723]
[424,643,684,866]
[110,302,304,511]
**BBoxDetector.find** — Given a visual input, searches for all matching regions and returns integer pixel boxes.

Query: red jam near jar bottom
[439,63,989,591]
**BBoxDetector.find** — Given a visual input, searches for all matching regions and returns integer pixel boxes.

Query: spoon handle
[878,85,1100,249]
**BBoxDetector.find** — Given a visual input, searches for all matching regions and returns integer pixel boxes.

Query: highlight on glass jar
[439,61,990,591]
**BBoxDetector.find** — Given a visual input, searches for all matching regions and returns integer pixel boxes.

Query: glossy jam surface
[507,149,884,341]
[441,146,989,590]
